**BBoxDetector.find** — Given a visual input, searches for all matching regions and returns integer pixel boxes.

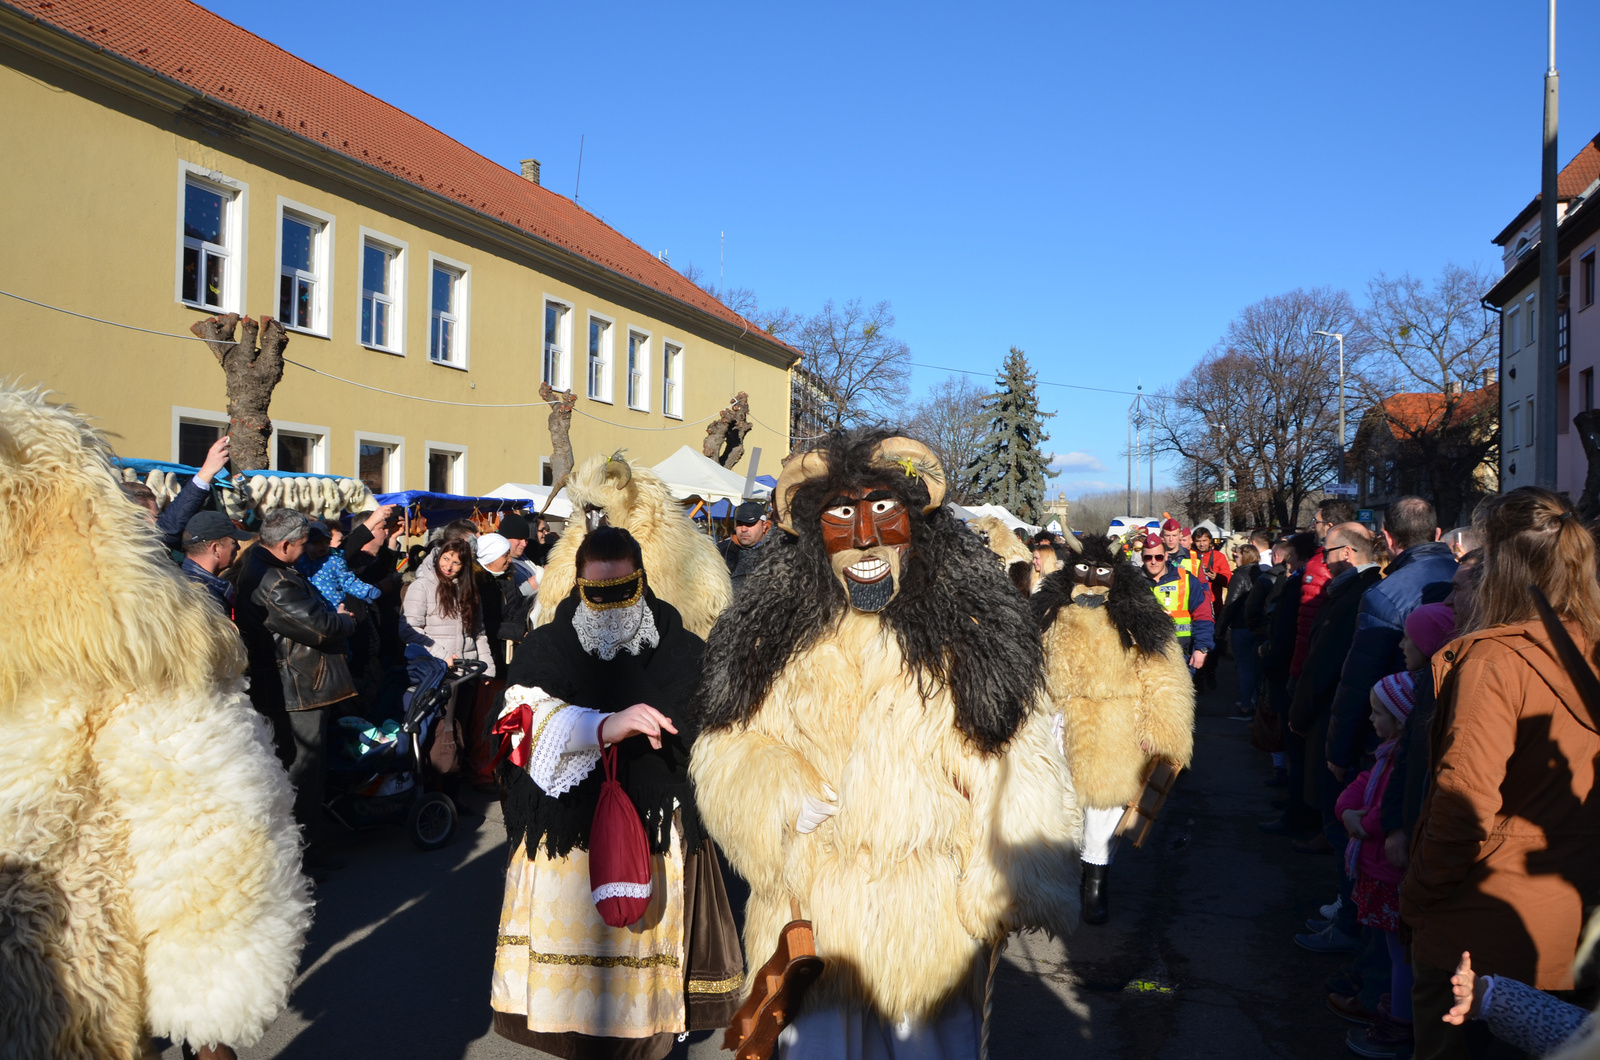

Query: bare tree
[189,313,288,471]
[1152,288,1358,528]
[680,263,801,341]
[1352,265,1500,525]
[907,375,991,504]
[794,299,912,433]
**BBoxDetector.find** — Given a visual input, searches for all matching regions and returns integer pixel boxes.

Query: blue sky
[204,0,1599,494]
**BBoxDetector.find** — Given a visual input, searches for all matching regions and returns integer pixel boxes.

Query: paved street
[165,662,1359,1059]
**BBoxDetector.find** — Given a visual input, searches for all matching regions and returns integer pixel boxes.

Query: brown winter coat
[1401,619,1600,989]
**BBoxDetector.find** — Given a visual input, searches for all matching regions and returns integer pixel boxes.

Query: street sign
[1324,482,1359,497]
[1357,509,1373,522]
[1213,490,1237,502]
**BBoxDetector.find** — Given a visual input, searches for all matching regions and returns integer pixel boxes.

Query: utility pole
[1126,396,1134,517]
[1536,0,1560,488]
[1314,330,1346,482]
[1210,420,1234,535]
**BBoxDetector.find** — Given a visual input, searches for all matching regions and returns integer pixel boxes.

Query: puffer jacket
[1289,551,1332,679]
[1402,618,1600,988]
[401,559,495,676]
[235,545,356,713]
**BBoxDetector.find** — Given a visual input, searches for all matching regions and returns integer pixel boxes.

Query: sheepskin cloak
[692,610,1082,1026]
[0,388,311,1057]
[1036,575,1196,809]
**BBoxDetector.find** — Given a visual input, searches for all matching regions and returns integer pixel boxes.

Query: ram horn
[874,437,946,513]
[773,449,831,535]
[603,450,632,489]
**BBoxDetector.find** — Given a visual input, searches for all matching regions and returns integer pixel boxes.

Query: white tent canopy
[485,482,574,519]
[651,446,770,504]
[951,502,1041,536]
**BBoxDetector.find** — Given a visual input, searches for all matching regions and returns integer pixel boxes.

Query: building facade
[0,0,796,495]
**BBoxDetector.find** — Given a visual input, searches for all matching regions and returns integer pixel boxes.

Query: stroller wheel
[407,791,457,851]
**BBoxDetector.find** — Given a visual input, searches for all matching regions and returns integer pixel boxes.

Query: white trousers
[1081,805,1126,866]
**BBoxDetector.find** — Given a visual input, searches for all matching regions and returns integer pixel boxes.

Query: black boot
[1081,862,1109,926]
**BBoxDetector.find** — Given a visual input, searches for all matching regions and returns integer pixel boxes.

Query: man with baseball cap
[1141,532,1215,671]
[717,500,770,597]
[180,510,252,614]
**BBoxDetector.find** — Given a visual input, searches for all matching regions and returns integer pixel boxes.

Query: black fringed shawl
[500,591,706,859]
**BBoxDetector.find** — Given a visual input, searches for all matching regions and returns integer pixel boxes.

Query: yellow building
[0,0,796,495]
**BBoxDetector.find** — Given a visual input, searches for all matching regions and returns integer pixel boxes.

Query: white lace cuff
[592,880,653,903]
[500,685,603,797]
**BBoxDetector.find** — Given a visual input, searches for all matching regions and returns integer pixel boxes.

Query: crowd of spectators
[1222,489,1600,1060]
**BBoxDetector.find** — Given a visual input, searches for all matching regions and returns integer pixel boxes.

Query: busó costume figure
[692,429,1082,1059]
[0,387,311,1059]
[1033,533,1195,926]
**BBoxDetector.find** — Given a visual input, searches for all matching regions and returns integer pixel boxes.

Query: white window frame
[175,161,247,313]
[425,441,468,494]
[1505,307,1520,351]
[268,419,330,474]
[661,339,684,419]
[539,455,553,487]
[354,430,405,494]
[274,198,334,337]
[170,405,230,464]
[1507,403,1521,451]
[1526,397,1536,448]
[428,253,470,369]
[1526,294,1537,349]
[586,311,615,403]
[358,227,407,354]
[543,295,573,391]
[627,328,651,411]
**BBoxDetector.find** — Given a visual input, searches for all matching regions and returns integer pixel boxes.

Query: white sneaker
[1319,895,1342,920]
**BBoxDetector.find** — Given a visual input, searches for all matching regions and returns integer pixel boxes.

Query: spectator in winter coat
[497,511,543,592]
[1260,532,1316,835]
[1222,543,1267,718]
[717,501,771,597]
[1325,497,1457,781]
[1404,488,1600,1059]
[179,509,251,615]
[474,532,533,673]
[121,434,234,557]
[1289,498,1359,683]
[401,539,495,677]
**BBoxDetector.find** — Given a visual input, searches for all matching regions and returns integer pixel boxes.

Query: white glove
[796,784,839,834]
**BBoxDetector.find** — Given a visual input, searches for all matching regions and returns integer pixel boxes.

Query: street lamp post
[1209,420,1233,535]
[1314,330,1346,483]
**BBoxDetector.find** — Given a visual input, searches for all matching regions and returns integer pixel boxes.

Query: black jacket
[717,537,767,596]
[1220,563,1262,635]
[476,566,533,672]
[1262,569,1304,682]
[236,546,356,713]
[1287,565,1382,735]
[1243,564,1281,642]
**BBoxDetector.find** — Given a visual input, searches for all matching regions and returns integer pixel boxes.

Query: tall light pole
[1314,329,1346,482]
[1209,420,1234,534]
[1536,0,1560,489]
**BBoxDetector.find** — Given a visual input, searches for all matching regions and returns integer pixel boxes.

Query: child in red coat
[1337,670,1415,1054]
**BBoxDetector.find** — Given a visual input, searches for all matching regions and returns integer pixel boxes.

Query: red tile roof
[1378,386,1498,439]
[1494,135,1600,246]
[3,0,790,352]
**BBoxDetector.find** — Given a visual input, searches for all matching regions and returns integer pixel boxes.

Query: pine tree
[965,347,1056,523]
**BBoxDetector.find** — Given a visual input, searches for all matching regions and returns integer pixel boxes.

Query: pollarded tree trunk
[540,381,577,482]
[703,392,753,468]
[189,313,288,471]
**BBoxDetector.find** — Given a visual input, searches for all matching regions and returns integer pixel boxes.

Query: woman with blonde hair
[1402,487,1600,1060]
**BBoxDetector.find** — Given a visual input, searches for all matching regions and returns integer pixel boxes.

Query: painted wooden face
[819,485,912,611]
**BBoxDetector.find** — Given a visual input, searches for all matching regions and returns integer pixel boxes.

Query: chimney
[1483,367,1494,390]
[520,158,541,186]
[1444,380,1462,398]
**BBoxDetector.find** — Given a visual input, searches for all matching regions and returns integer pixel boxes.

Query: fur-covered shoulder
[1106,562,1177,655]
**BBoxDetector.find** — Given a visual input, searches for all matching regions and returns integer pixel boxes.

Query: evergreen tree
[965,347,1056,523]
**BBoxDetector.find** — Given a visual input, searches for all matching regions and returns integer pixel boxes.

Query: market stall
[112,457,376,524]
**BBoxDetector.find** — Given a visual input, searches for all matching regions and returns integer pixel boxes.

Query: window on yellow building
[544,300,571,389]
[182,179,235,310]
[427,444,465,493]
[588,315,613,402]
[430,261,467,366]
[662,341,683,419]
[279,213,326,333]
[628,331,650,411]
[362,238,402,352]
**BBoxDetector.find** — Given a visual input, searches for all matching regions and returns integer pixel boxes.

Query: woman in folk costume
[0,386,310,1059]
[1033,533,1195,926]
[692,429,1083,1059]
[490,526,742,1060]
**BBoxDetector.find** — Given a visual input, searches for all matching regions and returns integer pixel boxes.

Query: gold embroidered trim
[526,702,569,755]
[496,937,681,971]
[686,973,745,994]
[499,935,531,946]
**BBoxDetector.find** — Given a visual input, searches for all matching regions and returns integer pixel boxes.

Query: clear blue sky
[204,0,1599,495]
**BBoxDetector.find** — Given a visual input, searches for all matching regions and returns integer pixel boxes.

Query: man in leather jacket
[236,508,357,871]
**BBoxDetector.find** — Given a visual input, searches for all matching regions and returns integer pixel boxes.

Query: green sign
[1213,490,1237,502]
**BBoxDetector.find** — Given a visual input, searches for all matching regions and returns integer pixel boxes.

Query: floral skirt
[1353,873,1400,932]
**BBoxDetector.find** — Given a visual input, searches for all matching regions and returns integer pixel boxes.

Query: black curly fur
[1033,533,1177,655]
[699,429,1043,754]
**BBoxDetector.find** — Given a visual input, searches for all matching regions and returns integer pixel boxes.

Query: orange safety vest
[1150,570,1194,639]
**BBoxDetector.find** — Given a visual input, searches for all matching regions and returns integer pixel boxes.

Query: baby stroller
[324,651,488,851]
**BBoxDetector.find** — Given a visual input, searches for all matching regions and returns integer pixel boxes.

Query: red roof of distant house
[1378,386,1498,440]
[1494,136,1600,246]
[2,0,788,351]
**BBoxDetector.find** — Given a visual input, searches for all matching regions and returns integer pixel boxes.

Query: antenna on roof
[574,134,585,202]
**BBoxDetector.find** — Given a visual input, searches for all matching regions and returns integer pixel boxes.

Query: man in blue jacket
[1141,533,1214,669]
[1324,496,1457,780]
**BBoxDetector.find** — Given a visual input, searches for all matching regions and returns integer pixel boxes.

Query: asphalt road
[162,659,1362,1059]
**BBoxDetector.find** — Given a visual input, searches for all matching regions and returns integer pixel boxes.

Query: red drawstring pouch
[589,739,653,927]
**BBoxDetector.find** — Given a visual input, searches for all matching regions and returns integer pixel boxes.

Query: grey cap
[182,510,252,545]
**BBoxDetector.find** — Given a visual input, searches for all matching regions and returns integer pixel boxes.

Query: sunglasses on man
[1143,553,1167,563]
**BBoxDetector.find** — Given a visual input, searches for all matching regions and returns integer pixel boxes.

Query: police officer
[1140,532,1215,672]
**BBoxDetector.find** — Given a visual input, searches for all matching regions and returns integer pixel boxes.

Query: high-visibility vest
[1151,571,1194,639]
